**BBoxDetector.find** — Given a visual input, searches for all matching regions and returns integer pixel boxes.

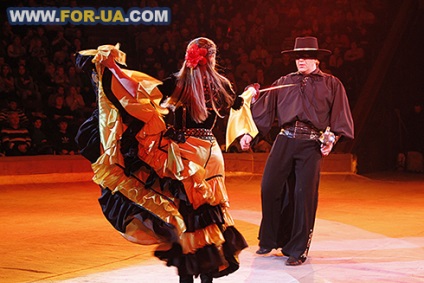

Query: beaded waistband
[280,121,320,141]
[184,128,215,140]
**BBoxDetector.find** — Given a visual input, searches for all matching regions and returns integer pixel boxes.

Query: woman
[0,63,16,100]
[76,38,247,283]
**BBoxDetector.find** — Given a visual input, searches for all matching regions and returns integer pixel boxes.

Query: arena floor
[1,171,424,283]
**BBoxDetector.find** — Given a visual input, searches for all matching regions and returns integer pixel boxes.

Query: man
[1,111,32,156]
[0,98,29,128]
[240,37,354,266]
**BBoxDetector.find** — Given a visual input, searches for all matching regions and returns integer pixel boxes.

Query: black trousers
[258,135,322,258]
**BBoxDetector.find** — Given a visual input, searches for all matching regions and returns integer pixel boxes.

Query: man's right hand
[240,134,253,151]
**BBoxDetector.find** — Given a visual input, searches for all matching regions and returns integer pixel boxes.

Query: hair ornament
[185,44,208,69]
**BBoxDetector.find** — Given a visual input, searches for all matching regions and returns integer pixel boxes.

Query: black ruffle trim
[154,226,247,278]
[98,187,179,243]
[214,226,248,277]
[179,202,225,232]
[99,186,247,278]
[75,109,100,163]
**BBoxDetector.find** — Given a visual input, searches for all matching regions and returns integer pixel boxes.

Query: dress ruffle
[75,47,247,277]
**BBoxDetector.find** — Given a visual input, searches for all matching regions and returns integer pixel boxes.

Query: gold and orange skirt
[77,45,247,278]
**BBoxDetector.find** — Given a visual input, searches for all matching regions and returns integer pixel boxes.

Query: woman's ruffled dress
[75,45,247,278]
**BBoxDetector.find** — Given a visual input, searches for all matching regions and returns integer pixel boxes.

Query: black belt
[280,121,320,141]
[185,128,215,140]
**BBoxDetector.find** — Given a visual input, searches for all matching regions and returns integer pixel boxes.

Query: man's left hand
[240,134,253,151]
[320,142,333,156]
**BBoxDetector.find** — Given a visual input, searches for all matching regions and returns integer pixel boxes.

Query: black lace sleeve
[227,82,243,111]
[232,95,244,110]
[158,74,177,103]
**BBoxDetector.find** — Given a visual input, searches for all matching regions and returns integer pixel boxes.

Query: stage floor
[1,172,423,283]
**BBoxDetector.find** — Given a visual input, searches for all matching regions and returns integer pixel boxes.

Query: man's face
[34,119,42,128]
[9,101,17,110]
[296,58,317,75]
[9,113,20,128]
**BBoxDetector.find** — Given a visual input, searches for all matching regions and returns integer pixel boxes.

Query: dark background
[1,0,424,173]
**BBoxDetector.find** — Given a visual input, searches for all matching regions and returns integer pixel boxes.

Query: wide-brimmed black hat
[281,37,331,59]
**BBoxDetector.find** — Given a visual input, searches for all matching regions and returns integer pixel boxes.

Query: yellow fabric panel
[226,87,259,150]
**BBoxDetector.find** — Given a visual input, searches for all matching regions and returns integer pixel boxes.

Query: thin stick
[259,83,297,93]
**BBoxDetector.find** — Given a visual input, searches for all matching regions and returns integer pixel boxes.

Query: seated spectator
[51,30,71,54]
[47,93,75,123]
[64,85,87,121]
[47,85,66,107]
[249,43,269,67]
[53,44,71,67]
[15,64,41,111]
[67,65,83,88]
[319,60,332,74]
[53,65,69,86]
[1,112,31,156]
[235,52,256,83]
[255,68,266,86]
[328,46,344,75]
[230,12,246,33]
[0,98,29,128]
[344,41,365,71]
[0,63,16,99]
[29,117,54,155]
[1,21,15,51]
[35,26,49,49]
[29,106,49,129]
[220,57,237,85]
[28,37,47,61]
[157,41,177,76]
[236,71,252,92]
[278,53,297,76]
[71,37,83,54]
[139,46,159,75]
[6,35,26,68]
[219,41,237,63]
[247,16,265,46]
[52,118,78,155]
[229,30,246,54]
[39,63,58,100]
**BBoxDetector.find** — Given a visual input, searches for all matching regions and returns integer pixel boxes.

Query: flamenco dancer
[75,37,249,283]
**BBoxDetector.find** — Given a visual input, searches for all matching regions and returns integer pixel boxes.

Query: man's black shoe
[256,247,272,254]
[285,255,307,266]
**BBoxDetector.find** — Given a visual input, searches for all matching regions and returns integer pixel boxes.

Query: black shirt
[251,68,354,139]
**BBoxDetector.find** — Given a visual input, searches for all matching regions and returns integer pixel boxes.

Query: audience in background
[0,0,401,157]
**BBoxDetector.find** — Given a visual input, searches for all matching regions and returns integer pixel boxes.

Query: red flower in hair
[185,44,208,69]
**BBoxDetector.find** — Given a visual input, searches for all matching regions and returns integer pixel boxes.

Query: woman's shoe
[179,274,194,283]
[200,273,213,283]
